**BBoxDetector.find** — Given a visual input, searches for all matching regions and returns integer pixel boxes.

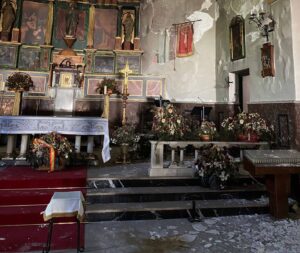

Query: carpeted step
[0,223,84,252]
[0,166,87,189]
[0,187,86,205]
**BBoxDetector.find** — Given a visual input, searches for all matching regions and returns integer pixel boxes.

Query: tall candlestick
[104,85,107,95]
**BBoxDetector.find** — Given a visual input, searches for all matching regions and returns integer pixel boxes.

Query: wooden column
[87,4,95,48]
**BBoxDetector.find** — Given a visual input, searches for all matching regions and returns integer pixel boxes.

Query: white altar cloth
[42,191,85,222]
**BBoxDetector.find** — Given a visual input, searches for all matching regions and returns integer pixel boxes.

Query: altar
[0,116,110,163]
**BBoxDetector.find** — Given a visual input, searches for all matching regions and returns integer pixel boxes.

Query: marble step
[86,198,268,221]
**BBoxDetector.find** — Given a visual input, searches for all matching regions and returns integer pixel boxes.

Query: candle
[104,85,107,95]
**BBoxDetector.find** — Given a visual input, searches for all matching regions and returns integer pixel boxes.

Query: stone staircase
[85,174,268,222]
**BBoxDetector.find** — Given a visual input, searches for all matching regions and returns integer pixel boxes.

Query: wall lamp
[249,10,276,42]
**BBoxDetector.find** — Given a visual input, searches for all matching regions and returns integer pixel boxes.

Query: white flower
[161,118,166,123]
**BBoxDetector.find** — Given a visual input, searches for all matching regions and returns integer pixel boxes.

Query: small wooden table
[244,149,300,219]
[42,191,85,253]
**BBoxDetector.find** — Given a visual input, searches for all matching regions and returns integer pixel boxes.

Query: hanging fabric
[176,22,194,57]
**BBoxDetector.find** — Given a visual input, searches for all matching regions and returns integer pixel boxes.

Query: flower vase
[200,134,211,141]
[117,143,131,164]
[249,133,259,142]
[237,133,248,142]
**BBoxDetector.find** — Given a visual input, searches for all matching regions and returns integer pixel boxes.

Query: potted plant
[5,72,34,115]
[96,77,120,95]
[221,112,274,142]
[151,104,191,141]
[27,132,74,172]
[195,144,237,189]
[111,124,140,163]
[198,120,217,141]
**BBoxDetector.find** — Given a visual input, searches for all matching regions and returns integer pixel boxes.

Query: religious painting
[54,3,87,50]
[94,8,118,50]
[29,76,47,94]
[21,1,48,45]
[18,47,41,70]
[229,16,245,61]
[0,45,17,68]
[121,9,135,50]
[261,43,275,77]
[277,114,290,148]
[128,80,143,96]
[116,55,140,74]
[87,79,102,96]
[94,55,115,73]
[146,80,162,97]
[59,72,73,88]
[176,22,194,57]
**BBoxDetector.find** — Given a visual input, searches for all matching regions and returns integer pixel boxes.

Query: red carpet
[0,166,87,252]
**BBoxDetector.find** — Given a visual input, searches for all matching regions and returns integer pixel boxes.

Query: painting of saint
[94,9,117,50]
[21,1,48,45]
[229,16,245,61]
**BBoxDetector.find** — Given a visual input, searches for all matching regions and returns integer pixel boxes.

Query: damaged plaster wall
[290,0,300,99]
[140,0,216,103]
[216,0,295,103]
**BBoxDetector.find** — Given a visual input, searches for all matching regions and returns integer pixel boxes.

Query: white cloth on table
[42,191,85,222]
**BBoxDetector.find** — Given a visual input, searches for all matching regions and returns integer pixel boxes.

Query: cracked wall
[140,0,217,103]
[216,0,295,103]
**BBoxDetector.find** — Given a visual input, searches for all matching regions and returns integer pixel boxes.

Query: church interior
[1,0,300,252]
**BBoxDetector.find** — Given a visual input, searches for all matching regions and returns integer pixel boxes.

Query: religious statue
[122,12,134,50]
[0,0,16,41]
[65,1,79,37]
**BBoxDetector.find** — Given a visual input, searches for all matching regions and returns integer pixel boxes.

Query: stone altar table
[149,140,269,177]
[244,149,300,219]
[0,116,110,163]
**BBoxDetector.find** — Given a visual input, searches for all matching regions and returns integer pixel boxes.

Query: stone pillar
[75,135,81,153]
[17,134,28,160]
[3,135,15,160]
[87,136,94,154]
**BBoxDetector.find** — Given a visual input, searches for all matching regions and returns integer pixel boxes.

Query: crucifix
[120,61,133,126]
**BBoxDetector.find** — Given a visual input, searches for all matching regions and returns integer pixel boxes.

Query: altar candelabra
[120,61,132,126]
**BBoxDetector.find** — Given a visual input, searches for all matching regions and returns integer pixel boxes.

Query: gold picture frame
[229,16,245,61]
[59,72,73,88]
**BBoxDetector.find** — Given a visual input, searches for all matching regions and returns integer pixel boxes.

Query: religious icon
[0,0,16,41]
[121,10,135,50]
[229,16,245,61]
[261,42,275,77]
[176,22,194,57]
[59,72,73,88]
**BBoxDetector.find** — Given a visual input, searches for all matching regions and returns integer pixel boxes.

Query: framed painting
[94,8,118,50]
[94,55,115,73]
[261,42,275,77]
[29,76,47,94]
[116,55,141,74]
[0,45,18,68]
[146,80,162,97]
[87,78,102,96]
[229,16,245,61]
[21,1,48,45]
[59,72,73,88]
[18,46,41,70]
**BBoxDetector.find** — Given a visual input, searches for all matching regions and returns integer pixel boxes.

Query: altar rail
[0,116,110,163]
[149,141,270,177]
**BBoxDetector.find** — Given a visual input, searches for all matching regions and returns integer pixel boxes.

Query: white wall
[140,0,217,103]
[290,0,300,100]
[216,0,295,103]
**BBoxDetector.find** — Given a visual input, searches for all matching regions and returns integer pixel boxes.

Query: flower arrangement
[111,124,140,146]
[198,120,217,139]
[195,144,237,189]
[96,77,120,95]
[27,132,73,171]
[5,72,34,91]
[221,112,274,141]
[152,104,191,140]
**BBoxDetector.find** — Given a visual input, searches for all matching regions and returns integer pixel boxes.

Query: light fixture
[249,10,276,42]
